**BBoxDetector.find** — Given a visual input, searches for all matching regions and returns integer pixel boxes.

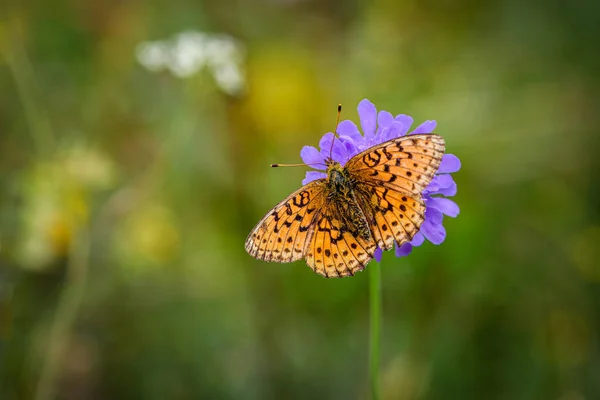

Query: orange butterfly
[245,131,445,278]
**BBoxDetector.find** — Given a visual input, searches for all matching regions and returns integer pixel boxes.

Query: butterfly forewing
[245,180,326,262]
[346,134,445,196]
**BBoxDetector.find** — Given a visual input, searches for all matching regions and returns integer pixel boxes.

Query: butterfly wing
[346,134,445,251]
[305,200,377,278]
[352,185,427,251]
[347,134,446,195]
[245,180,326,263]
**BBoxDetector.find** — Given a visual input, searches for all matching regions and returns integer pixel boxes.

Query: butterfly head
[325,157,342,172]
[326,160,353,198]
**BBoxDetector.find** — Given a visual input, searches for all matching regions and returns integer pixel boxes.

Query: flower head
[300,99,460,259]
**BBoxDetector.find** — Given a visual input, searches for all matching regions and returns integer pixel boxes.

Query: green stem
[35,224,89,400]
[368,262,381,400]
[2,25,55,157]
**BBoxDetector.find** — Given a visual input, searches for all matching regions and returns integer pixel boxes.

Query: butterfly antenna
[271,163,322,168]
[328,104,342,160]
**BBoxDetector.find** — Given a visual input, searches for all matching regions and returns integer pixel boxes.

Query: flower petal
[319,132,352,165]
[358,99,377,140]
[300,146,326,169]
[425,207,444,225]
[438,179,457,197]
[378,110,394,127]
[411,232,425,246]
[375,126,389,145]
[379,121,405,142]
[438,154,461,173]
[302,171,327,185]
[330,147,347,165]
[374,247,383,262]
[339,135,359,161]
[318,132,334,154]
[420,219,447,245]
[428,197,460,217]
[337,120,364,143]
[425,174,454,194]
[318,132,336,157]
[376,110,394,136]
[424,176,441,193]
[395,114,413,135]
[410,120,437,134]
[395,242,413,257]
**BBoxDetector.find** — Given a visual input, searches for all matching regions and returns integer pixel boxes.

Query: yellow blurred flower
[17,146,115,271]
[113,201,180,270]
[245,44,330,139]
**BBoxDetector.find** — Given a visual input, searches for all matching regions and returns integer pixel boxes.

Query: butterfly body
[246,134,446,278]
[324,161,372,241]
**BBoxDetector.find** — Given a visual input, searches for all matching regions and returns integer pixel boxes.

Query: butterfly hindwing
[245,180,325,263]
[355,186,426,251]
[305,205,376,277]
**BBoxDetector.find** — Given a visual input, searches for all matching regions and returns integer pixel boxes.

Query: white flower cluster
[136,31,246,95]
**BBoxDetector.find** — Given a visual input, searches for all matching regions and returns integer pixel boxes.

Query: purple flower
[300,99,460,260]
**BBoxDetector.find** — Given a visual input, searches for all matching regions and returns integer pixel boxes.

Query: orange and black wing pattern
[245,180,326,263]
[346,134,445,251]
[304,203,377,278]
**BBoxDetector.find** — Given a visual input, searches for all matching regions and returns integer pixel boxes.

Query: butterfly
[245,133,445,278]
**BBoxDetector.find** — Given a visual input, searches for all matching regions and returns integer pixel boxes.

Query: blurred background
[1,0,599,399]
